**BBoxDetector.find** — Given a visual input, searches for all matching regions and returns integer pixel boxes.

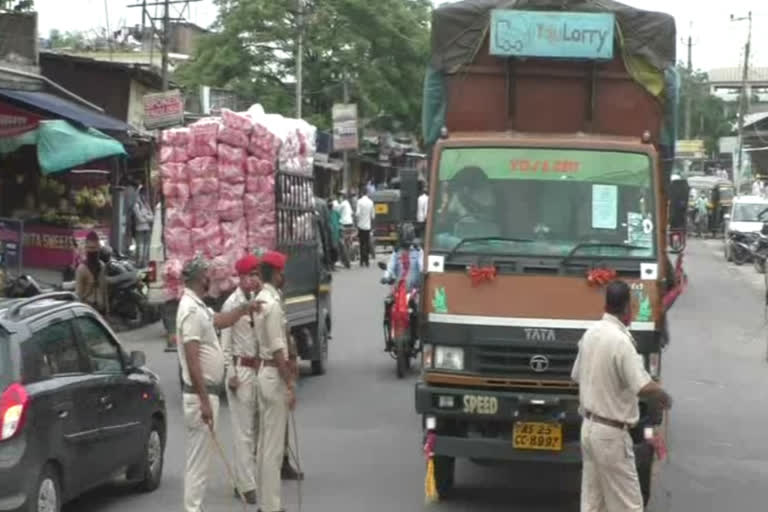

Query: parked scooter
[726,231,756,266]
[59,246,153,330]
[378,260,420,378]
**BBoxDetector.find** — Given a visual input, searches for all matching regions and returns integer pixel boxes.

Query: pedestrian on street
[132,185,154,268]
[255,251,297,512]
[356,189,375,267]
[416,182,429,240]
[221,254,263,505]
[338,192,353,229]
[695,194,708,238]
[177,254,261,512]
[571,280,672,512]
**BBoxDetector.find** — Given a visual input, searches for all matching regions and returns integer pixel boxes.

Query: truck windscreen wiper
[559,242,649,268]
[446,236,535,260]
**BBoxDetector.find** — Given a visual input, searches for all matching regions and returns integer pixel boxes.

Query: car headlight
[434,346,464,371]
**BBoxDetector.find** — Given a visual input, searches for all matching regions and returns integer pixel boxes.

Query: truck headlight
[434,346,464,371]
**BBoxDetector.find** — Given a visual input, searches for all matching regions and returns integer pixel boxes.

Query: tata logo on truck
[490,10,615,60]
[524,328,556,342]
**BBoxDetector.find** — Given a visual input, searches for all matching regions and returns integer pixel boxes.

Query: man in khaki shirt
[221,254,263,504]
[255,250,296,512]
[571,280,672,512]
[177,254,261,512]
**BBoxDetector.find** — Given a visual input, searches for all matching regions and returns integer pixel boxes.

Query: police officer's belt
[182,382,224,396]
[584,410,630,430]
[233,355,261,369]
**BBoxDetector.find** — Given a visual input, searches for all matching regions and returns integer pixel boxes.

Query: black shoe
[281,457,304,480]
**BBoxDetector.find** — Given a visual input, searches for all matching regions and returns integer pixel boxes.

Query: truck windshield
[431,147,656,259]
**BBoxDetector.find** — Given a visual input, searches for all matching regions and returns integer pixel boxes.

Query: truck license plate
[513,422,563,451]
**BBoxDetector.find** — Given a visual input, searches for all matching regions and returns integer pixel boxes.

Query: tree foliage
[176,0,431,133]
[677,64,734,156]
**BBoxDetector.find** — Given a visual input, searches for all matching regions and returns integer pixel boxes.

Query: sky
[33,0,768,71]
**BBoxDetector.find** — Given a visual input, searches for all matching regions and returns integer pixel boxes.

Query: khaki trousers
[580,418,644,512]
[225,367,259,494]
[183,393,221,512]
[256,367,288,512]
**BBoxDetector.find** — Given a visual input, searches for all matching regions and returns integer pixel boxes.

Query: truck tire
[433,455,455,498]
[311,326,329,376]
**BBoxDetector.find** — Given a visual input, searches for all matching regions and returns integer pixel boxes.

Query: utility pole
[295,0,303,118]
[732,11,752,192]
[342,73,350,192]
[161,0,170,90]
[684,26,693,140]
[126,0,202,91]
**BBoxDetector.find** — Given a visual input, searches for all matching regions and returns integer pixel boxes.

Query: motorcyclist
[380,222,423,351]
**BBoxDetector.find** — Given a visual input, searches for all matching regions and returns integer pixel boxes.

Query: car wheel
[28,464,60,512]
[128,419,165,492]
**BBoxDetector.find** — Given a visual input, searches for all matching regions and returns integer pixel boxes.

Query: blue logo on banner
[490,10,615,60]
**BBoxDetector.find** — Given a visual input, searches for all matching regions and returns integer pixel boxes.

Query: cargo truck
[415,0,687,503]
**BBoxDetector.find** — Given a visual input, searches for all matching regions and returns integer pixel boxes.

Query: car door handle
[99,396,114,410]
[57,409,69,419]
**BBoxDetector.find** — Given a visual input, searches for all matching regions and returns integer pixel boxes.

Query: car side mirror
[129,350,146,369]
[377,261,387,271]
[762,222,768,236]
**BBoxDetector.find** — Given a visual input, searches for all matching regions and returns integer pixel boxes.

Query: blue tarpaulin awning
[0,88,133,132]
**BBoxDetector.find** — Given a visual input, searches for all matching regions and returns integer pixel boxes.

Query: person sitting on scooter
[380,223,423,351]
[75,231,108,314]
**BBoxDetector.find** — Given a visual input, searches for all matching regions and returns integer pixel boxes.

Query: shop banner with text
[0,100,42,137]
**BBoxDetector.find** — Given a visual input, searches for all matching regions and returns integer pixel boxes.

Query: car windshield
[732,202,768,222]
[431,147,656,259]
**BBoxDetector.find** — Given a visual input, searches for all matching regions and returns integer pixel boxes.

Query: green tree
[0,0,34,12]
[175,0,431,133]
[47,29,88,51]
[677,64,734,157]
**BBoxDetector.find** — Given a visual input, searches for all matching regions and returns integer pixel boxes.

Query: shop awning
[0,119,126,174]
[0,88,133,132]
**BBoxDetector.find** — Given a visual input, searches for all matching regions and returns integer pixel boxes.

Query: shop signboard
[143,90,184,130]
[332,103,358,151]
[0,218,23,275]
[0,101,41,137]
[20,224,110,269]
[490,10,615,59]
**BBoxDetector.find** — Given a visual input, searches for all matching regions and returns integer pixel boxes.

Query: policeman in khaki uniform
[571,281,672,512]
[255,251,296,512]
[177,254,261,512]
[222,254,263,505]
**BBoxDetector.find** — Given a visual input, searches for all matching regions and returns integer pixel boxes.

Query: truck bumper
[415,381,654,466]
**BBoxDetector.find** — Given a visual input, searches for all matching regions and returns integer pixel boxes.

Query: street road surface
[62,239,768,512]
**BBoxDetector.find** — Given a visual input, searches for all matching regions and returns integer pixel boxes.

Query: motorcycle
[752,223,768,274]
[378,261,420,378]
[60,248,153,330]
[726,231,756,266]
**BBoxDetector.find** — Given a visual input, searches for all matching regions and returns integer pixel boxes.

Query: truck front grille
[472,345,577,379]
